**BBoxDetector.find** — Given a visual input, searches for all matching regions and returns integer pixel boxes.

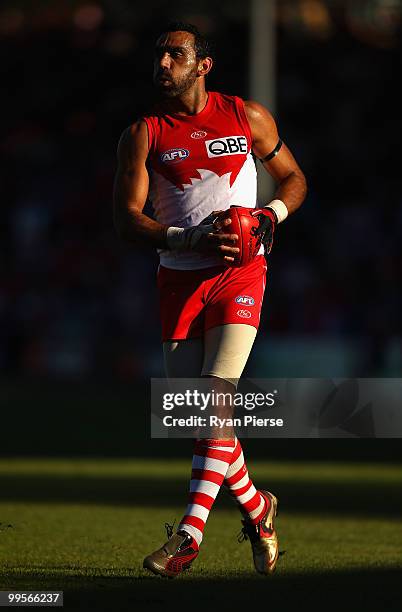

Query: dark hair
[160,22,213,59]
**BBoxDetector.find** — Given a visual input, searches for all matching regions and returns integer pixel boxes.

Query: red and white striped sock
[178,438,236,546]
[223,438,268,524]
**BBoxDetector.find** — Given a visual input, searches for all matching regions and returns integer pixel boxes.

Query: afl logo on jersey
[206,135,248,158]
[235,295,255,306]
[161,148,189,164]
[191,130,207,139]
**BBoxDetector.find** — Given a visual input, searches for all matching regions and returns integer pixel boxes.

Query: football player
[113,22,307,577]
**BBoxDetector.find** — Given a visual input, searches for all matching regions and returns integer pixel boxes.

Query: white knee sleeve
[201,324,257,384]
[163,325,257,384]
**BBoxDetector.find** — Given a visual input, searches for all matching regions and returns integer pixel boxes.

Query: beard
[154,67,198,98]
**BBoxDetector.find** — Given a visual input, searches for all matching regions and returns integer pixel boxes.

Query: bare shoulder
[117,120,149,162]
[244,100,276,129]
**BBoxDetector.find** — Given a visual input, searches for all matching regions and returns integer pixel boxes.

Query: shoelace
[237,521,258,543]
[164,520,176,539]
[237,528,248,543]
[237,523,286,558]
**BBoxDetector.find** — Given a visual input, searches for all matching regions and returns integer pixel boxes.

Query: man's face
[153,31,199,98]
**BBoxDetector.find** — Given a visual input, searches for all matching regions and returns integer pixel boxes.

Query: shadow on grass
[0,474,401,518]
[0,568,401,611]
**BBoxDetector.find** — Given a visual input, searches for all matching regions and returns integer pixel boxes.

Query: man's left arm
[244,100,307,222]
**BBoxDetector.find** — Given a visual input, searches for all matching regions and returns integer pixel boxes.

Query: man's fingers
[208,232,238,244]
[198,232,239,257]
[218,245,240,255]
[213,215,232,231]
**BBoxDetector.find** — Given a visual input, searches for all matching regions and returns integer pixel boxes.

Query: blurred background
[0,0,401,458]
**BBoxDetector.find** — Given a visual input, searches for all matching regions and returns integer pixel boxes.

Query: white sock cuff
[178,523,203,546]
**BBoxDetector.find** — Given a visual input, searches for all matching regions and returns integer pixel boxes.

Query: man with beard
[113,22,307,577]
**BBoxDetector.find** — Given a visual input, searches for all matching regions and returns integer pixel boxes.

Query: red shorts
[157,255,267,341]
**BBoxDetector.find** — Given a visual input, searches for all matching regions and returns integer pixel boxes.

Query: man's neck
[159,86,209,116]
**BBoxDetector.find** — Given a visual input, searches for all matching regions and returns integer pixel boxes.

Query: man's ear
[197,56,213,77]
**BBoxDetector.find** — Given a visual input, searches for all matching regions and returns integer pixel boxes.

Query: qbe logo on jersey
[205,135,248,158]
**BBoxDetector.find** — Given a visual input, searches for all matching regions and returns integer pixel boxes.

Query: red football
[219,205,261,267]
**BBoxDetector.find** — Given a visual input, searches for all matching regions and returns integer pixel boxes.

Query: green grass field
[0,458,401,611]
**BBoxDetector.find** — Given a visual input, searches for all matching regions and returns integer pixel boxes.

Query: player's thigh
[163,338,204,378]
[201,324,257,384]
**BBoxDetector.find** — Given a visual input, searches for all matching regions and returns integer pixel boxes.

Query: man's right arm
[113,120,168,248]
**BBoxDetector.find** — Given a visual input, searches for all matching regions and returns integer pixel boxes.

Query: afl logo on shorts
[161,148,189,164]
[206,135,247,158]
[237,309,252,319]
[191,130,207,139]
[235,295,255,306]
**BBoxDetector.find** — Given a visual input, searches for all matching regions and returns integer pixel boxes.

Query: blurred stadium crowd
[1,0,401,381]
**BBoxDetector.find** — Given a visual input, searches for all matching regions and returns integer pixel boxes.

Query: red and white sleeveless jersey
[143,91,261,270]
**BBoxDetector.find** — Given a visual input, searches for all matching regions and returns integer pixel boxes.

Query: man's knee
[201,324,257,384]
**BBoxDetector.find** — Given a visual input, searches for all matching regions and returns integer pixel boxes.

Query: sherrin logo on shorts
[206,135,248,158]
[235,295,255,306]
[237,309,252,318]
[161,148,189,163]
